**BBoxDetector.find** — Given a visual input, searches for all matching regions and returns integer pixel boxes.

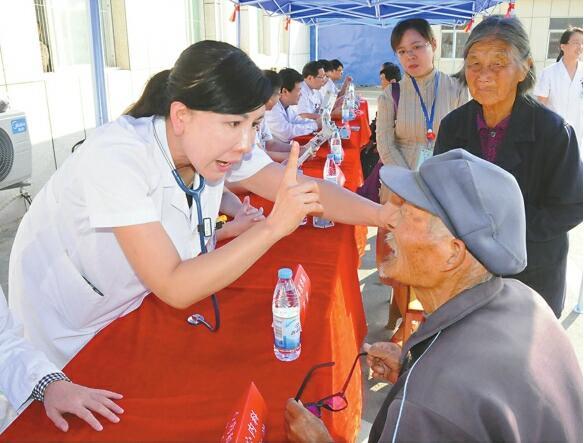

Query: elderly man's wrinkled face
[379,193,453,286]
[464,38,529,110]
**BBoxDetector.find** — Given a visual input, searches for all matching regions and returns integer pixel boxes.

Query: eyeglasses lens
[306,403,322,418]
[323,395,348,411]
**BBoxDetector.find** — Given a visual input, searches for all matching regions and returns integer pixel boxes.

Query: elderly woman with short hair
[434,15,583,318]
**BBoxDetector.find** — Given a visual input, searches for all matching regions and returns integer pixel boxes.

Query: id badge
[416,143,434,170]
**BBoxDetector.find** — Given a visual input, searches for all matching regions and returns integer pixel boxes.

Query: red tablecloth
[1,103,372,443]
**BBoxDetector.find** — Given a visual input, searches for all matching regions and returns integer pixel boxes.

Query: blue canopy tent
[233,0,504,28]
[233,0,507,84]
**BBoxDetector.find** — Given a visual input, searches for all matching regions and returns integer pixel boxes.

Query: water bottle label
[273,315,301,350]
[332,147,342,165]
[339,126,350,139]
[313,216,334,228]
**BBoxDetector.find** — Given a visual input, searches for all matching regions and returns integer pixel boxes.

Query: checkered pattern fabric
[31,372,71,402]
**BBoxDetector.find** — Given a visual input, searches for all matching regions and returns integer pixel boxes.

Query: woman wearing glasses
[375,18,467,342]
[534,26,583,151]
[434,16,582,318]
[8,40,389,369]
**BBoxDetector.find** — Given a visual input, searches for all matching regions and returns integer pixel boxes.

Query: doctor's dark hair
[318,59,333,72]
[390,18,435,51]
[380,62,402,82]
[263,69,282,94]
[557,27,583,62]
[330,59,343,70]
[126,40,272,118]
[302,61,323,78]
[279,68,303,92]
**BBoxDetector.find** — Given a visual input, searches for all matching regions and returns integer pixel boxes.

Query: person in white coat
[0,286,123,433]
[265,68,319,143]
[319,59,352,102]
[535,27,583,152]
[9,40,391,372]
[296,61,325,120]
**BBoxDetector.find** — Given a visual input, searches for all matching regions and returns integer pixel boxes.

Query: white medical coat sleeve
[260,119,273,143]
[265,105,317,142]
[84,138,159,228]
[227,144,273,183]
[0,287,60,411]
[533,69,551,98]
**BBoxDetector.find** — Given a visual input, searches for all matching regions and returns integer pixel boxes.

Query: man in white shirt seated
[318,59,353,118]
[257,70,312,163]
[329,59,352,97]
[265,68,320,144]
[296,61,326,120]
[319,59,339,100]
[0,286,123,433]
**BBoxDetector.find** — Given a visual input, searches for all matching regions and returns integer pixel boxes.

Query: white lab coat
[255,119,273,151]
[534,60,583,152]
[296,81,323,115]
[320,78,338,102]
[265,100,318,143]
[0,285,59,431]
[9,115,271,368]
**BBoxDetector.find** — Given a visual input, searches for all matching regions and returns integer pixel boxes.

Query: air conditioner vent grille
[0,127,15,183]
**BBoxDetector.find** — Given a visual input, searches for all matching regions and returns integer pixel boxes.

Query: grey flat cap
[379,149,527,275]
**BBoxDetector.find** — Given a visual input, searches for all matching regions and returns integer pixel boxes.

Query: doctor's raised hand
[267,142,321,237]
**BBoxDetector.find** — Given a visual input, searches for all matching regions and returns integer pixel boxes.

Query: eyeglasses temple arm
[294,362,335,402]
[339,352,368,396]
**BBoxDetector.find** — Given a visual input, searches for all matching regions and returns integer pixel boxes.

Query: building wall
[232,4,310,72]
[436,0,583,74]
[0,0,310,224]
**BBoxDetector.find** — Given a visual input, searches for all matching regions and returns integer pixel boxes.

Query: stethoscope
[152,118,220,332]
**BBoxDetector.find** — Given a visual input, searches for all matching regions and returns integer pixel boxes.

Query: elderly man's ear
[443,238,467,271]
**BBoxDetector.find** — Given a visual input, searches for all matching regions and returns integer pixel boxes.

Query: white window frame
[547,17,583,60]
[440,25,468,60]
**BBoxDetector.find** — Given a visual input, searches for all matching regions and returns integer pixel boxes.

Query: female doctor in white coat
[9,40,388,370]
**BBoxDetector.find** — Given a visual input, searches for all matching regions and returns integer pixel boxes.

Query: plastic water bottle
[313,154,337,228]
[341,99,350,123]
[330,130,344,165]
[347,83,357,120]
[272,268,301,361]
[297,169,307,226]
[324,153,339,184]
[322,90,335,112]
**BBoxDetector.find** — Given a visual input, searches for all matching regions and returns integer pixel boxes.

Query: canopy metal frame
[233,0,504,28]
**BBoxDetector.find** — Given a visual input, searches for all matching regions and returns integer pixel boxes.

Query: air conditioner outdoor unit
[0,110,32,191]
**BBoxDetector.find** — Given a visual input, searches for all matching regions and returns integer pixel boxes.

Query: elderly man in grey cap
[284,149,582,442]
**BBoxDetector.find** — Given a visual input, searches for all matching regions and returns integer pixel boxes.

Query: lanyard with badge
[410,71,439,170]
[153,118,220,332]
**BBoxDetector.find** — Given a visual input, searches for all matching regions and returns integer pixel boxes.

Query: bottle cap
[278,268,293,279]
